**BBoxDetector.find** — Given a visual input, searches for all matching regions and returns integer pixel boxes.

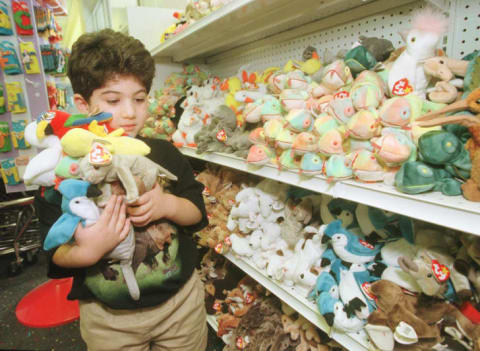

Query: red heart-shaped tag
[431,259,450,283]
[216,129,227,142]
[88,142,112,166]
[392,78,413,96]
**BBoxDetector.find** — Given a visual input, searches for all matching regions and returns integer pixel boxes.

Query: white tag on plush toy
[431,259,450,283]
[88,142,112,166]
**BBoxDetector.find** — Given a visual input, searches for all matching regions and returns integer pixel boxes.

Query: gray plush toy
[359,35,395,62]
[195,105,237,154]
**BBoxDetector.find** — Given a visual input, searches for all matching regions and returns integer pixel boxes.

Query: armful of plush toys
[24,110,178,301]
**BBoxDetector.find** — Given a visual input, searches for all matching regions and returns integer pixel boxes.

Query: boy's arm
[53,195,131,268]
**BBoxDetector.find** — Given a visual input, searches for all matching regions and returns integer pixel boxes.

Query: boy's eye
[107,100,119,104]
[136,98,146,103]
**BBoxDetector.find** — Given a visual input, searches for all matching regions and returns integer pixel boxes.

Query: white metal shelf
[223,252,372,351]
[206,314,218,332]
[181,147,480,236]
[150,0,417,62]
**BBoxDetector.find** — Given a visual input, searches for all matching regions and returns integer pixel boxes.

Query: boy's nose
[122,102,136,119]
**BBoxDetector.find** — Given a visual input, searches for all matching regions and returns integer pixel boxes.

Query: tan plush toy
[77,143,177,205]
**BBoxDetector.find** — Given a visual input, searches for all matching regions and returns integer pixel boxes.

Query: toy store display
[162,6,479,204]
[198,249,345,351]
[159,0,235,43]
[140,64,208,140]
[194,163,480,349]
[0,0,50,193]
[149,3,480,350]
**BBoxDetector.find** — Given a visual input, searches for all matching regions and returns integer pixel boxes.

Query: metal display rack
[180,147,480,237]
[150,1,480,349]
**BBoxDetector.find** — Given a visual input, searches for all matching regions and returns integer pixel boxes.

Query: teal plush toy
[344,46,377,76]
[43,179,102,250]
[322,220,383,264]
[356,204,415,244]
[394,161,462,196]
[320,196,359,230]
[418,130,471,180]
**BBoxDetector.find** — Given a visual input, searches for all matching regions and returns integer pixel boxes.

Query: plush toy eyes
[427,273,433,278]
[400,107,411,120]
[411,37,416,43]
[93,165,100,170]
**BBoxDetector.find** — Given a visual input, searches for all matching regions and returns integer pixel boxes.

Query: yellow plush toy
[60,128,151,158]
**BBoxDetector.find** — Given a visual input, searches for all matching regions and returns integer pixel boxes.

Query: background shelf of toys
[146,0,480,350]
[34,2,74,112]
[0,0,51,193]
[181,146,480,236]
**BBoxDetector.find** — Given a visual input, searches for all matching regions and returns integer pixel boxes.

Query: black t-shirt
[34,138,208,309]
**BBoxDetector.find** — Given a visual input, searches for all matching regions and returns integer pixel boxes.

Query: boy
[34,29,209,351]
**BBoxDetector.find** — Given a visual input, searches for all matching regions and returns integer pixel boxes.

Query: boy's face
[74,74,149,137]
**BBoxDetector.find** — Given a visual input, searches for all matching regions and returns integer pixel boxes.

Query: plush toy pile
[160,0,235,43]
[198,250,342,351]
[193,163,480,349]
[23,110,178,301]
[194,164,249,252]
[157,7,480,203]
[140,64,208,140]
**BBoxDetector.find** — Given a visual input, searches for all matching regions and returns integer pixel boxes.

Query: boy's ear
[73,93,90,113]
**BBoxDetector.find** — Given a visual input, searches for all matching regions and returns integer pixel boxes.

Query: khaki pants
[79,270,207,351]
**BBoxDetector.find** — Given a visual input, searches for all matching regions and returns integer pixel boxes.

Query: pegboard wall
[206,0,479,78]
[447,0,480,58]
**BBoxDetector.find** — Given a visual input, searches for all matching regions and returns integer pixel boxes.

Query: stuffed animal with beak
[43,179,102,251]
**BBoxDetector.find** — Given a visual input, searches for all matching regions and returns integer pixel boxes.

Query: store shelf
[223,252,371,351]
[150,0,416,62]
[181,147,480,236]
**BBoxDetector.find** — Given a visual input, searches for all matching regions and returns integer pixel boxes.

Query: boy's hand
[74,195,131,264]
[127,183,173,227]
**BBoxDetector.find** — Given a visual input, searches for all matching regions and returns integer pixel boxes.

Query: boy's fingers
[100,195,117,223]
[131,213,150,227]
[118,219,131,242]
[115,201,127,232]
[127,202,148,217]
[109,195,124,224]
[130,193,148,207]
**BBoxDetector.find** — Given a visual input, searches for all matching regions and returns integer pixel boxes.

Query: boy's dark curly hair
[67,29,155,101]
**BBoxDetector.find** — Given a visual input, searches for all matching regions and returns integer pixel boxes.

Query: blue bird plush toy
[323,220,383,264]
[317,291,364,333]
[43,179,102,250]
[356,204,415,244]
[308,271,339,301]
